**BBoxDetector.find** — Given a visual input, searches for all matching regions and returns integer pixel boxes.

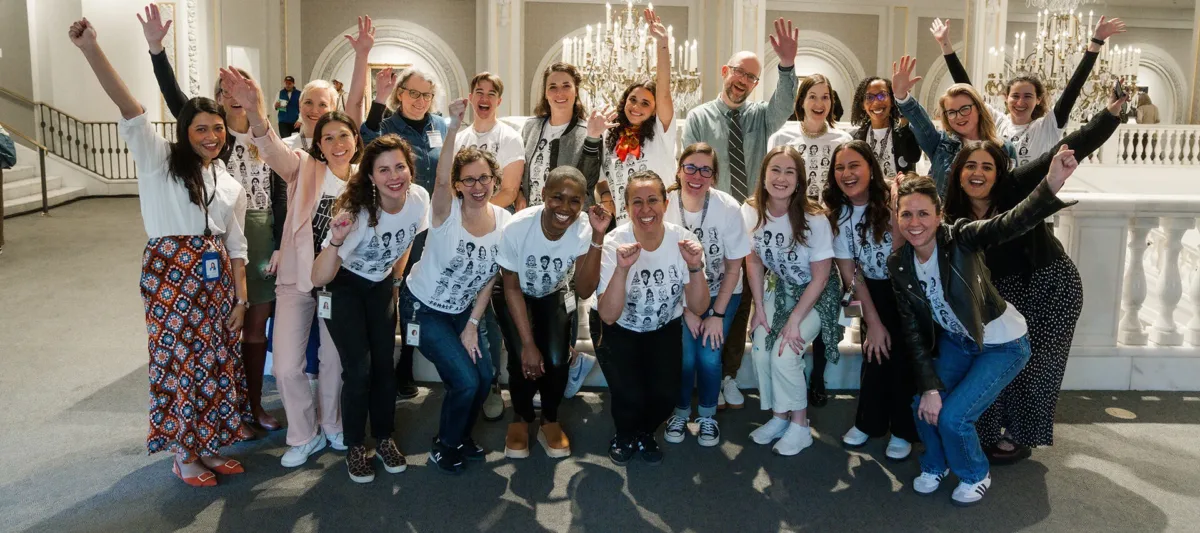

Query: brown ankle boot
[538,422,571,458]
[505,422,530,459]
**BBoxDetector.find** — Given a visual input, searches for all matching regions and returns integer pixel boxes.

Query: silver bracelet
[468,317,480,326]
[590,241,603,249]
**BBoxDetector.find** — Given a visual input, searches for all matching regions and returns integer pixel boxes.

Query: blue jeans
[399,286,493,448]
[913,332,1031,484]
[480,302,504,383]
[678,293,742,418]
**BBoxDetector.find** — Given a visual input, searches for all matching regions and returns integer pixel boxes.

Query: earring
[373,183,378,205]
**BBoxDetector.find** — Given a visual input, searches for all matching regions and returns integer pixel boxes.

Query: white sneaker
[532,392,542,409]
[281,432,327,467]
[721,377,745,409]
[563,353,596,398]
[696,416,721,447]
[663,415,688,444]
[885,436,912,460]
[951,475,992,506]
[842,426,869,448]
[483,385,505,421]
[771,423,813,456]
[750,416,790,445]
[717,389,726,410]
[913,469,949,495]
[327,431,347,451]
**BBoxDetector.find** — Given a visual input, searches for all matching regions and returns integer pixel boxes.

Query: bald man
[681,18,799,409]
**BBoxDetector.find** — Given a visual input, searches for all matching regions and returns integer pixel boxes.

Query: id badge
[317,290,333,319]
[428,129,444,149]
[564,289,577,315]
[844,300,864,318]
[201,251,221,282]
[406,323,421,346]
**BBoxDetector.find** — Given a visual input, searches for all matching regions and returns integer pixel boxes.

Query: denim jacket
[362,102,450,192]
[896,95,1014,196]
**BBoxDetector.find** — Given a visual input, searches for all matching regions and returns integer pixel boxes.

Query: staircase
[2,145,85,218]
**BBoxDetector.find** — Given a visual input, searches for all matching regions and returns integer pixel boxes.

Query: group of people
[75,4,1129,506]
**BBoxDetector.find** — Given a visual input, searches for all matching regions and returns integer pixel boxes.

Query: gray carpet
[1,199,1198,533]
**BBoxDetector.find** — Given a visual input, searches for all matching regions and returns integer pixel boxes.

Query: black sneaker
[636,433,664,465]
[430,437,466,475]
[808,381,829,408]
[396,384,419,401]
[458,437,486,462]
[608,435,636,465]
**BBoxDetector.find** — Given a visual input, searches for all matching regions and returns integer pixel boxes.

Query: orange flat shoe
[208,459,245,475]
[173,460,218,487]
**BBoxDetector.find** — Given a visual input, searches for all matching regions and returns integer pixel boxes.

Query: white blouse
[118,111,248,260]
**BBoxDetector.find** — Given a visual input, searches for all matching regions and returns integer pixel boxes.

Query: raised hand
[930,18,951,50]
[616,242,642,269]
[588,204,612,234]
[769,18,799,68]
[645,9,667,42]
[1093,16,1126,41]
[344,15,376,56]
[68,18,98,50]
[447,97,468,128]
[374,67,397,104]
[678,240,704,270]
[219,68,265,119]
[328,211,355,245]
[137,4,172,53]
[891,55,923,100]
[586,107,618,138]
[1046,145,1078,193]
[1107,82,1129,117]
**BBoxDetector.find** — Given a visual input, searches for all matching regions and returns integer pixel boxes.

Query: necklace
[801,121,828,138]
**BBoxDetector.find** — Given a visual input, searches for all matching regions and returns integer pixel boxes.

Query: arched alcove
[1130,44,1188,124]
[761,30,867,110]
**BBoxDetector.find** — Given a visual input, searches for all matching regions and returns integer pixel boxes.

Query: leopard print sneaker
[376,438,407,474]
[346,445,375,483]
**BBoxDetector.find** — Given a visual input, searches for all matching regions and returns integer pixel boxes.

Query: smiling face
[626,179,667,233]
[455,159,494,206]
[862,79,892,127]
[317,121,356,168]
[623,86,656,126]
[833,147,870,205]
[470,79,501,121]
[370,148,412,204]
[677,152,715,196]
[399,74,434,120]
[541,178,586,235]
[300,87,336,134]
[801,82,832,125]
[1006,80,1039,123]
[721,53,761,106]
[187,112,226,163]
[958,148,998,201]
[941,93,980,139]
[763,153,799,201]
[897,192,940,252]
[544,71,577,118]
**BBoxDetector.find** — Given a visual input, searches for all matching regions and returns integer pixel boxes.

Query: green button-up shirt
[681,66,797,194]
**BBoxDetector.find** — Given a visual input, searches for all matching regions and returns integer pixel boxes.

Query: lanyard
[200,172,217,238]
[841,208,865,304]
[677,191,711,233]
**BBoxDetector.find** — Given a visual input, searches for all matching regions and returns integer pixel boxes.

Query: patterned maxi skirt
[141,235,252,457]
[976,255,1083,448]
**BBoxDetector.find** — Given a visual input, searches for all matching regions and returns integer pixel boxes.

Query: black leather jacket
[851,120,923,174]
[888,179,1073,392]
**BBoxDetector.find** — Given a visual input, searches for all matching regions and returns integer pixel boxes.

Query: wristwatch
[469,317,480,326]
[234,298,249,308]
[688,265,703,273]
[709,309,726,318]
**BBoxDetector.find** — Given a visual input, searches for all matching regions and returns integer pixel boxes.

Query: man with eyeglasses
[681,18,799,410]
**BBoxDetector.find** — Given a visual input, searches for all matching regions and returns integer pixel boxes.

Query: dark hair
[534,62,586,122]
[469,72,505,96]
[831,89,844,123]
[748,146,821,246]
[850,76,903,128]
[605,80,658,150]
[944,140,1010,222]
[1006,76,1049,121]
[168,97,227,207]
[451,147,501,198]
[623,170,667,206]
[896,173,942,214]
[335,134,417,228]
[308,111,364,164]
[546,165,587,192]
[666,142,720,194]
[822,141,891,245]
[793,74,837,127]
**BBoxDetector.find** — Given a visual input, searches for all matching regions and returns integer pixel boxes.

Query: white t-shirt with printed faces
[603,119,680,225]
[995,113,1063,168]
[311,166,355,253]
[528,122,569,206]
[228,130,274,210]
[741,203,835,287]
[868,127,896,179]
[496,206,592,298]
[831,204,893,281]
[911,244,1029,344]
[664,189,752,296]
[328,184,430,282]
[768,126,853,198]
[454,121,525,169]
[598,221,701,333]
[406,198,513,314]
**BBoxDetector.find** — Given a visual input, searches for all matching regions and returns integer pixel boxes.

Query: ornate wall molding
[762,30,867,95]
[186,0,200,96]
[1133,44,1189,124]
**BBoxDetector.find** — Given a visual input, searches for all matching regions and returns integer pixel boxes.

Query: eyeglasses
[945,104,975,120]
[458,174,494,187]
[681,164,714,178]
[401,87,435,102]
[726,66,760,84]
[865,92,889,102]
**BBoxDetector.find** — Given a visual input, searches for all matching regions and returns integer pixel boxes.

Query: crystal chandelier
[560,1,702,116]
[1026,0,1094,14]
[983,9,1139,123]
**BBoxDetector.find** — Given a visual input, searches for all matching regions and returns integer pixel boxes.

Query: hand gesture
[520,344,545,380]
[344,15,376,56]
[777,313,806,356]
[861,318,892,364]
[644,9,667,42]
[918,391,942,426]
[219,67,264,117]
[460,323,482,362]
[447,97,469,128]
[68,19,98,50]
[328,210,356,245]
[891,55,923,100]
[769,18,799,68]
[1046,145,1078,193]
[678,240,704,270]
[137,4,172,52]
[701,314,725,350]
[227,305,245,333]
[929,18,951,48]
[683,309,703,339]
[1093,16,1126,41]
[587,107,618,138]
[374,67,397,104]
[1107,82,1129,117]
[588,204,612,235]
[616,242,642,269]
[749,306,770,335]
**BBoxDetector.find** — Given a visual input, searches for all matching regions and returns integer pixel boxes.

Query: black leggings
[324,268,397,447]
[597,319,683,439]
[493,288,574,423]
[855,277,919,441]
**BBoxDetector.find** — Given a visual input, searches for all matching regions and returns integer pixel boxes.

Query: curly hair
[748,146,821,247]
[822,141,892,246]
[335,134,417,228]
[308,111,364,165]
[451,147,501,199]
[849,76,903,128]
[605,80,659,151]
[1005,76,1050,121]
[943,139,1011,222]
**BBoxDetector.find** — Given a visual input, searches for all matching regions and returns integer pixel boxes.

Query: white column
[1186,218,1200,345]
[1054,205,1130,348]
[484,0,524,116]
[1188,0,1200,123]
[731,0,767,101]
[965,0,1008,88]
[1118,217,1157,345]
[1150,217,1196,345]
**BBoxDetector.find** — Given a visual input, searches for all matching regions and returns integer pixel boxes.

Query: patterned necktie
[726,108,749,202]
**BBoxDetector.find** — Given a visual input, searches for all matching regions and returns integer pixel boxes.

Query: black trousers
[324,268,397,447]
[394,232,428,386]
[493,288,574,423]
[278,120,297,139]
[854,277,919,441]
[597,319,683,439]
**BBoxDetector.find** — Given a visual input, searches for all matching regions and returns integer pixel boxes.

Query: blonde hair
[939,83,999,144]
[300,79,338,109]
[387,68,439,113]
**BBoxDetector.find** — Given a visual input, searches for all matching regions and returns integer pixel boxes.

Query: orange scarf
[614,126,643,163]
